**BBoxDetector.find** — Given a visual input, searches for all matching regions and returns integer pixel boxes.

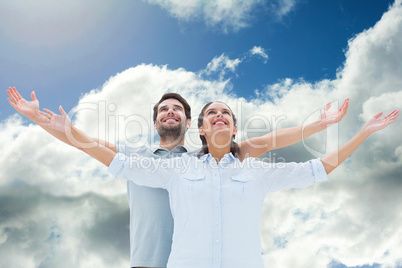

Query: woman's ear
[233,126,238,136]
[199,128,205,136]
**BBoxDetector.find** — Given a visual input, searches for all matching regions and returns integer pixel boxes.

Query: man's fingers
[59,105,67,115]
[10,87,21,100]
[7,98,17,109]
[6,90,14,103]
[7,88,18,103]
[31,91,37,101]
[6,88,14,99]
[343,99,349,111]
[13,87,23,100]
[339,99,349,112]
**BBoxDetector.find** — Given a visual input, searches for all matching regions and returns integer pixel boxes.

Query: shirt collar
[152,145,188,154]
[200,152,235,163]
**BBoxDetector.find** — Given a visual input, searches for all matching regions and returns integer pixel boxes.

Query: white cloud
[202,53,242,79]
[271,0,297,20]
[1,1,402,267]
[250,46,269,63]
[359,91,402,121]
[144,0,297,32]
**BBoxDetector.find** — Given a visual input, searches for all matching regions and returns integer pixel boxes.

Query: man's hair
[153,93,191,122]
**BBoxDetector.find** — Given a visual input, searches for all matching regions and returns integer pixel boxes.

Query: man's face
[154,98,190,141]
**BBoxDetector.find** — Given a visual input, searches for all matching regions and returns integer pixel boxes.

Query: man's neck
[159,137,185,151]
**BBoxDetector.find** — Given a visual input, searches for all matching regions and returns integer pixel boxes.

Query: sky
[0,0,402,267]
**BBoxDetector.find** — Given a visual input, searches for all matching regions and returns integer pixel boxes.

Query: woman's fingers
[43,108,55,116]
[373,112,383,119]
[387,111,399,121]
[39,111,51,119]
[383,110,398,120]
[39,123,52,128]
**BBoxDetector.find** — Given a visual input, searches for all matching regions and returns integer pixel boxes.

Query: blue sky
[0,0,394,118]
[1,1,402,267]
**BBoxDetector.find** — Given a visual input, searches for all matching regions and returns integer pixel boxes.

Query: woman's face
[199,102,237,145]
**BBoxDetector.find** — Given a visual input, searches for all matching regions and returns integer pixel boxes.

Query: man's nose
[167,107,175,114]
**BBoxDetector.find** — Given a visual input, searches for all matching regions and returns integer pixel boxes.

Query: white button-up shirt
[107,152,327,268]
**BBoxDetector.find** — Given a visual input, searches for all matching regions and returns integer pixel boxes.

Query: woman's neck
[208,145,231,163]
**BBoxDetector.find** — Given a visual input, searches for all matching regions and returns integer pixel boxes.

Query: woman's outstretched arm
[238,99,349,159]
[321,110,399,174]
[40,106,116,166]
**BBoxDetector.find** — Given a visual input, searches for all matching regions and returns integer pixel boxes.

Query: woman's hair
[197,101,240,158]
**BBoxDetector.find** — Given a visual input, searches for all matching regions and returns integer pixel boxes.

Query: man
[7,87,348,267]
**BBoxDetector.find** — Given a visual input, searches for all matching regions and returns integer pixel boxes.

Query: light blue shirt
[108,152,328,268]
[116,144,196,267]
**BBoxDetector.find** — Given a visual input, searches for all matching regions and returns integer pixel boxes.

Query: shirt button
[216,240,220,243]
[215,222,219,225]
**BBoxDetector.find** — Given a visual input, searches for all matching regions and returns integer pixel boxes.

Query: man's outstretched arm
[7,87,116,152]
[238,99,349,159]
[321,110,399,174]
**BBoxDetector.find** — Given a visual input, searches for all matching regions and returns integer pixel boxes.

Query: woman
[40,101,398,268]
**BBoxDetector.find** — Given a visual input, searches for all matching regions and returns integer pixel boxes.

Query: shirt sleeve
[254,158,327,195]
[107,152,178,189]
[116,142,144,155]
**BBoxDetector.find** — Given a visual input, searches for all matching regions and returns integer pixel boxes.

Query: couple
[7,87,399,267]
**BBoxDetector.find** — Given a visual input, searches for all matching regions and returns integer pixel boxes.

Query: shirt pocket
[182,173,206,198]
[230,175,255,200]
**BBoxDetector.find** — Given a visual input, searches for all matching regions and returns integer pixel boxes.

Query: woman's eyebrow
[206,108,231,113]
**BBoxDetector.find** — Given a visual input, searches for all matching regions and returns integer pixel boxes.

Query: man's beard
[156,122,186,143]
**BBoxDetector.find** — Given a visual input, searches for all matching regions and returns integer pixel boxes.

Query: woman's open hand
[39,106,72,134]
[364,110,399,134]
